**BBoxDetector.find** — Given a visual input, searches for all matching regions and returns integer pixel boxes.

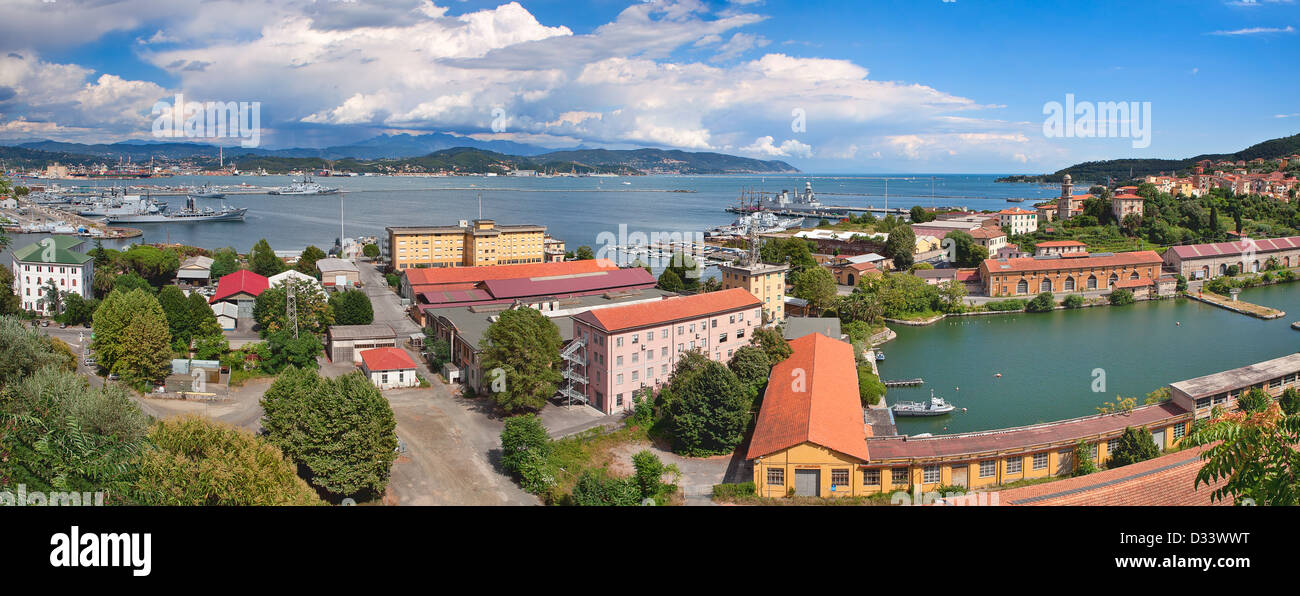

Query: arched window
[1129,271,1139,280]
[1219,264,1227,275]
[1108,274,1118,288]
[1016,279,1028,294]
[1040,278,1052,292]
[1087,275,1098,289]
[1064,277,1076,291]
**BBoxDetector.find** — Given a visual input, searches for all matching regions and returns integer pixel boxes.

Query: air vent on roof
[1033,255,1061,260]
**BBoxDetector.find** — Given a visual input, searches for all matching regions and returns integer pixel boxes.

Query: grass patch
[229,369,273,387]
[544,425,652,504]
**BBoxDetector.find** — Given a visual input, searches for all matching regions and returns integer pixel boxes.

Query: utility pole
[286,280,299,340]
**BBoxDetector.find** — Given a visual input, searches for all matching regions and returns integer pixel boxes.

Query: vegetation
[853,273,942,319]
[121,244,180,287]
[660,353,752,456]
[249,238,286,277]
[885,226,916,270]
[984,299,1027,311]
[857,365,886,406]
[1108,288,1135,306]
[330,289,374,326]
[791,266,837,314]
[478,307,564,412]
[1062,294,1085,309]
[751,327,793,365]
[362,244,380,259]
[1184,394,1300,505]
[295,245,327,275]
[254,278,334,336]
[1072,440,1098,477]
[260,367,398,500]
[499,414,556,494]
[1026,291,1057,313]
[1107,426,1161,469]
[91,288,172,385]
[943,231,989,268]
[210,247,240,279]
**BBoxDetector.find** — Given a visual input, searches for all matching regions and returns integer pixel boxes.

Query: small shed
[328,323,397,364]
[317,258,361,289]
[360,347,419,389]
[441,361,461,384]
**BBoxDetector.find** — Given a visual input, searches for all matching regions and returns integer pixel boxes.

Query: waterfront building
[328,323,398,364]
[386,219,547,271]
[748,333,871,498]
[719,253,789,323]
[208,270,268,324]
[1034,240,1088,257]
[570,288,763,415]
[360,347,419,390]
[9,236,94,315]
[910,219,983,239]
[1161,236,1300,280]
[543,236,566,263]
[316,258,360,289]
[997,208,1038,235]
[427,289,677,396]
[982,445,1227,506]
[977,250,1165,297]
[825,259,879,287]
[1169,352,1300,419]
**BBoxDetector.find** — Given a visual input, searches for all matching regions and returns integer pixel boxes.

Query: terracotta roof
[480,267,655,299]
[996,445,1228,506]
[997,208,1036,215]
[359,347,417,371]
[955,268,980,282]
[404,259,618,287]
[210,270,269,304]
[982,250,1162,274]
[1035,240,1087,248]
[746,333,871,461]
[866,402,1191,461]
[967,228,1006,240]
[1166,236,1300,260]
[573,288,760,333]
[1114,193,1144,200]
[1113,278,1154,289]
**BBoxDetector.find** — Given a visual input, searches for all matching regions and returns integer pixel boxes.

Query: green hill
[1000,133,1300,184]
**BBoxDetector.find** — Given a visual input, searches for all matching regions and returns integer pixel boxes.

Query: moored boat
[891,389,956,417]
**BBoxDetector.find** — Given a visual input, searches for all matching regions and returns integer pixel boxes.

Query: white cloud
[1208,25,1295,35]
[740,136,812,158]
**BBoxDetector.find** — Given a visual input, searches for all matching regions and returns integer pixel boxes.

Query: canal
[880,283,1300,436]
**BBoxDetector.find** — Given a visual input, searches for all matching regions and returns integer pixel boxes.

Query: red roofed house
[571,288,762,414]
[1112,193,1145,223]
[360,347,419,389]
[747,333,871,498]
[997,207,1038,235]
[208,270,269,327]
[979,250,1165,297]
[1161,236,1300,280]
[1033,240,1088,257]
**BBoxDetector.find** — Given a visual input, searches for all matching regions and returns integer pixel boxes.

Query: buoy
[955,386,959,391]
[995,373,1002,378]
[961,408,968,412]
[1176,321,1181,326]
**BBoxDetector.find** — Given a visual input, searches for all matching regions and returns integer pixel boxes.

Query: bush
[571,470,641,506]
[1107,426,1160,469]
[857,365,886,406]
[1108,288,1135,306]
[712,482,756,500]
[499,414,555,494]
[1026,291,1056,312]
[1062,294,1085,309]
[984,299,1027,311]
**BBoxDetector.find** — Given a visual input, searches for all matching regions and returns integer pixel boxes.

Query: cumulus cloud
[741,135,812,158]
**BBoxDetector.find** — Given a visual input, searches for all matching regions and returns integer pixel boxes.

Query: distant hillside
[1000,133,1300,184]
[233,147,629,175]
[534,148,798,174]
[0,145,101,168]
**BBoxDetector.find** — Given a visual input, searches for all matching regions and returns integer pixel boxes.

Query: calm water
[882,283,1300,435]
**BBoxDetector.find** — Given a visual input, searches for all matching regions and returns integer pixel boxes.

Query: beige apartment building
[386,219,547,271]
[718,260,789,324]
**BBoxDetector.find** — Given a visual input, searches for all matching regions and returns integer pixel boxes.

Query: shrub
[1062,294,1085,308]
[499,414,555,494]
[1026,291,1056,313]
[1108,288,1135,306]
[984,299,1027,311]
[857,365,886,406]
[1107,426,1160,469]
[712,482,756,500]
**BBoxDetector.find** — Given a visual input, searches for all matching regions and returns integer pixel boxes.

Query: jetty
[883,378,924,388]
[1187,290,1285,320]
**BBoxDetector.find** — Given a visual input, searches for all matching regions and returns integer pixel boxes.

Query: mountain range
[1000,133,1300,183]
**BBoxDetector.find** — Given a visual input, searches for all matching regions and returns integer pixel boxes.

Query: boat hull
[890,407,955,417]
[106,208,247,223]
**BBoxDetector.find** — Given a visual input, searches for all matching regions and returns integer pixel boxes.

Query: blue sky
[0,0,1296,173]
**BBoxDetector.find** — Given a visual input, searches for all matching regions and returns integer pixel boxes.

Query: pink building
[569,288,763,415]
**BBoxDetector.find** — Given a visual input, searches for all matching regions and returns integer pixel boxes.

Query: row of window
[23,265,80,273]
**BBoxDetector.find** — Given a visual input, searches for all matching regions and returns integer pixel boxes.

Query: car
[59,323,68,329]
[106,373,120,381]
[41,320,50,327]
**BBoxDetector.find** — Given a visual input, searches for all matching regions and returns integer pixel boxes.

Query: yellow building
[748,333,873,498]
[718,260,789,324]
[386,219,546,271]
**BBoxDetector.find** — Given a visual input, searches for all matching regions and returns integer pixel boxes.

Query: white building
[997,208,1038,236]
[359,347,419,389]
[10,236,94,315]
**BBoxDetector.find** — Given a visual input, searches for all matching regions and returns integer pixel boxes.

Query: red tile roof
[1166,236,1300,260]
[997,208,1036,215]
[866,402,1191,461]
[967,228,1006,239]
[360,347,417,371]
[1035,240,1087,248]
[573,288,760,333]
[1113,278,1153,289]
[996,445,1228,506]
[481,267,655,299]
[982,250,1162,274]
[405,259,618,288]
[210,270,269,304]
[746,333,871,461]
[1114,193,1144,200]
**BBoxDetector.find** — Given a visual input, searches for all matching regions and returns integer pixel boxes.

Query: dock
[1186,291,1285,320]
[727,205,911,218]
[883,378,924,387]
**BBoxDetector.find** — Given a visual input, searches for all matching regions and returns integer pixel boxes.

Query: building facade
[10,237,95,315]
[386,219,547,271]
[1169,352,1300,419]
[997,208,1038,236]
[1161,236,1300,280]
[978,250,1165,297]
[360,347,419,389]
[571,289,762,415]
[717,260,789,324]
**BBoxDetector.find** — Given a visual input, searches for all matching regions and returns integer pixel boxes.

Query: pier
[1186,290,1285,320]
[883,378,924,387]
[726,205,913,218]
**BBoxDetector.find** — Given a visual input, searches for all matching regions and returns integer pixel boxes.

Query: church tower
[1057,173,1074,221]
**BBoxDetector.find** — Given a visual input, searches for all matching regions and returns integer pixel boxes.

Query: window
[616,393,623,407]
[616,337,623,347]
[632,335,638,344]
[616,374,623,385]
[631,370,638,382]
[979,460,996,478]
[892,468,909,486]
[767,468,785,486]
[1005,457,1022,474]
[863,469,881,486]
[1173,422,1186,440]
[631,353,638,364]
[711,319,717,328]
[646,332,653,343]
[616,356,623,366]
[1107,438,1119,455]
[1195,397,1211,410]
[831,469,850,486]
[1032,452,1048,470]
[661,347,668,357]
[922,466,941,484]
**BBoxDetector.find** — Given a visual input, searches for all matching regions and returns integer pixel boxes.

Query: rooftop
[210,270,268,303]
[997,445,1227,506]
[405,259,617,288]
[328,323,396,341]
[316,258,359,273]
[10,237,92,265]
[982,250,1162,274]
[573,288,760,333]
[783,317,843,341]
[747,333,871,461]
[360,347,417,371]
[1170,352,1300,400]
[1166,236,1300,260]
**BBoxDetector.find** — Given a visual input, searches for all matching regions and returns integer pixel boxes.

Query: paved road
[357,260,420,336]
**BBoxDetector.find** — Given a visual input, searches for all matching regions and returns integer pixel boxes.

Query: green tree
[1062,294,1085,309]
[133,416,324,506]
[250,238,286,277]
[885,226,916,270]
[210,247,240,279]
[0,267,22,316]
[330,289,374,326]
[937,279,967,313]
[499,414,555,494]
[112,271,154,294]
[1280,387,1300,416]
[656,267,685,292]
[1107,426,1160,469]
[59,293,97,326]
[910,205,935,223]
[857,365,886,406]
[792,266,837,315]
[727,345,772,389]
[751,327,792,364]
[943,231,988,268]
[254,278,334,336]
[575,245,595,260]
[0,316,76,387]
[41,279,63,316]
[1108,288,1135,306]
[260,367,398,499]
[1072,440,1098,477]
[295,245,327,275]
[262,329,323,372]
[91,288,172,384]
[121,244,180,287]
[760,237,817,273]
[1026,291,1056,313]
[632,449,673,502]
[479,307,564,412]
[664,358,751,456]
[1237,387,1273,413]
[362,244,380,259]
[1184,402,1300,505]
[158,285,196,345]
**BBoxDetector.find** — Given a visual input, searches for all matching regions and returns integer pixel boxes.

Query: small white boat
[891,389,956,417]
